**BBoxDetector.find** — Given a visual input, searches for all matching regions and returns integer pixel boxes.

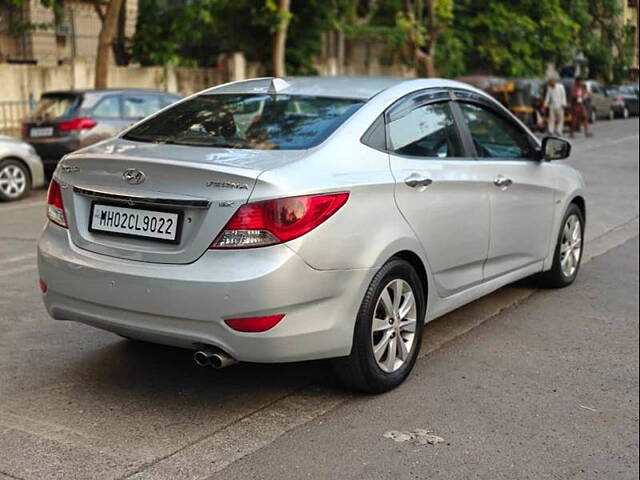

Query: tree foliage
[5,0,634,82]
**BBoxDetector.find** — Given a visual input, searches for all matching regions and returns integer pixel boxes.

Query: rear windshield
[33,94,80,120]
[122,94,364,150]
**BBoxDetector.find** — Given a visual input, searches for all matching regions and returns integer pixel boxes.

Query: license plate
[90,204,182,243]
[29,127,53,138]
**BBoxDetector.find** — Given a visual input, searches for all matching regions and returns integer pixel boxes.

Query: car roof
[203,77,411,100]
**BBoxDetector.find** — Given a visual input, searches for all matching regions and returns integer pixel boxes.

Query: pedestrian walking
[570,77,592,138]
[543,77,567,136]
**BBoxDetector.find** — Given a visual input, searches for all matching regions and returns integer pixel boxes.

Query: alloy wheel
[0,164,27,200]
[560,214,582,278]
[371,279,417,373]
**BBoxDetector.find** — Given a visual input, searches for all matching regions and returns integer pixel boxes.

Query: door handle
[493,175,513,188]
[404,175,433,188]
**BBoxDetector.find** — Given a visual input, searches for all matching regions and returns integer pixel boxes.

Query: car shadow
[62,335,342,401]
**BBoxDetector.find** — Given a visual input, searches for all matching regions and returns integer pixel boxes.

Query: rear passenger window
[388,102,464,158]
[123,95,162,119]
[92,96,120,118]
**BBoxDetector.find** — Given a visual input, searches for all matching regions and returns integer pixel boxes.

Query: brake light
[46,179,67,228]
[58,117,97,132]
[224,314,285,332]
[211,192,349,249]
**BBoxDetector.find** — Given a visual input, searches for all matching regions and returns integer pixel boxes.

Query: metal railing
[0,101,30,138]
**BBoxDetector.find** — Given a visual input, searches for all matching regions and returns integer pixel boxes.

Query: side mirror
[541,136,571,161]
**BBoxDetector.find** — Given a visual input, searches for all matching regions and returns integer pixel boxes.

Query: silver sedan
[0,135,46,201]
[37,77,586,392]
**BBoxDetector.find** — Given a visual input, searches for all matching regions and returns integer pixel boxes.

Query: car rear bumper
[28,137,80,168]
[38,223,374,362]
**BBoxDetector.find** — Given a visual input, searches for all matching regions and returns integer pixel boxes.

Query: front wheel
[589,108,597,124]
[537,204,584,288]
[332,258,425,393]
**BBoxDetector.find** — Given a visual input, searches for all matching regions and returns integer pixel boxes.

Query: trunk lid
[58,139,305,264]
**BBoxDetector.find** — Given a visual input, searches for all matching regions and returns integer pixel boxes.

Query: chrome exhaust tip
[210,351,238,369]
[194,349,215,367]
[194,347,238,369]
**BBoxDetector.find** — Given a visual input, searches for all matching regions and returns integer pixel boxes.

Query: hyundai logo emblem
[122,168,146,185]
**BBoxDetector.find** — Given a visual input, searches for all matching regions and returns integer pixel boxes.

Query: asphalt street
[0,118,638,479]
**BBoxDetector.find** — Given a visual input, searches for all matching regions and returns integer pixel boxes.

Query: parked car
[584,80,618,121]
[0,135,46,202]
[38,77,585,392]
[22,89,181,175]
[604,85,640,117]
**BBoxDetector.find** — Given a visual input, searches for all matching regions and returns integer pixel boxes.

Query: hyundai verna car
[37,77,586,392]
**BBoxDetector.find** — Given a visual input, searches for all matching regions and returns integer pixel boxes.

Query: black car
[604,85,640,118]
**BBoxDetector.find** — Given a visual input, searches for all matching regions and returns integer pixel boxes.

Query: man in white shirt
[544,77,567,136]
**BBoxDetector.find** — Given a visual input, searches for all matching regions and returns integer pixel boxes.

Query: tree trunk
[272,0,291,78]
[95,0,125,89]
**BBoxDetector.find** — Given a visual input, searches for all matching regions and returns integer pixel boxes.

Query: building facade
[624,0,639,80]
[0,0,137,66]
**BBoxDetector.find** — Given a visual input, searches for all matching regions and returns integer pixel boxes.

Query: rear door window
[92,95,121,118]
[387,102,465,158]
[123,94,162,120]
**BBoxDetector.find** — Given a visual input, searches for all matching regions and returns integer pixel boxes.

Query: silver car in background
[22,89,181,175]
[0,135,45,201]
[37,77,586,392]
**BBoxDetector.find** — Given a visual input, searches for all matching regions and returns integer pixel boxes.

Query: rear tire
[0,158,31,202]
[332,258,425,393]
[536,204,584,288]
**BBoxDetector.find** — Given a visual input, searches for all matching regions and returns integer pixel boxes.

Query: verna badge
[122,168,146,185]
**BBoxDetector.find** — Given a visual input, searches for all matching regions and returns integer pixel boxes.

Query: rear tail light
[46,179,67,228]
[211,192,349,249]
[224,314,285,332]
[58,117,97,132]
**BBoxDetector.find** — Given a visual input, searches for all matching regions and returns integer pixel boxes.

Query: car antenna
[267,78,290,94]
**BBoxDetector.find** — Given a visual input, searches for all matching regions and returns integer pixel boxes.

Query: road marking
[0,253,36,266]
[0,200,46,213]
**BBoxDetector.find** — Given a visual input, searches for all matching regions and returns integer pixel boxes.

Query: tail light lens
[58,117,97,132]
[224,314,285,332]
[46,179,67,228]
[211,192,349,249]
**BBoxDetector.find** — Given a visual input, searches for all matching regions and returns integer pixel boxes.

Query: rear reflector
[46,179,67,228]
[211,192,349,249]
[224,314,285,333]
[39,279,48,294]
[58,117,97,132]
